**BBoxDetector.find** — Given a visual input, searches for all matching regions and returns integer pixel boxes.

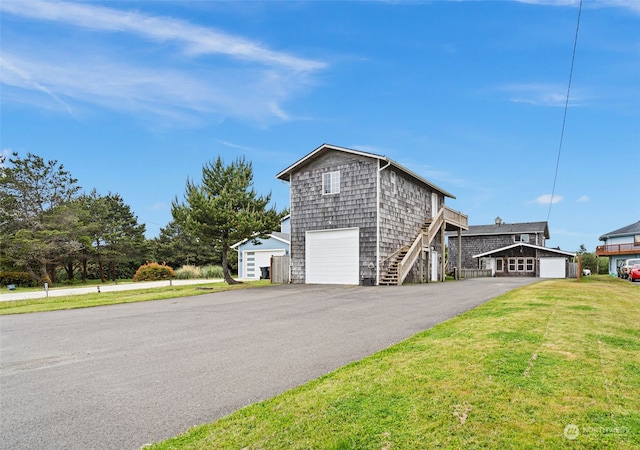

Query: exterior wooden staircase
[379,246,409,286]
[379,206,468,286]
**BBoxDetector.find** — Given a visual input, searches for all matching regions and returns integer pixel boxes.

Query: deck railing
[444,206,468,230]
[596,243,640,256]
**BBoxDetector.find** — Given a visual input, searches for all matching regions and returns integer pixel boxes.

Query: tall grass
[174,265,224,279]
[175,265,201,279]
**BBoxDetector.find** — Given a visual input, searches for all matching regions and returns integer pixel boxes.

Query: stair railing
[397,207,445,285]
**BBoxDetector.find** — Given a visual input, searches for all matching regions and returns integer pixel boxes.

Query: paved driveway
[0,278,537,449]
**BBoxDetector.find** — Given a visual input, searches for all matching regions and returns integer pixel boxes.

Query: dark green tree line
[1,153,148,284]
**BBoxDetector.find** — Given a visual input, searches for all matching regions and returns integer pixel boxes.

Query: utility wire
[547,0,583,222]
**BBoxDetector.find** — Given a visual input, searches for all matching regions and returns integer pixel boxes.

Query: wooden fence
[568,262,579,279]
[460,269,492,279]
[271,255,290,284]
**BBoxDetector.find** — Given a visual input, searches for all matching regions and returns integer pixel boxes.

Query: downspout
[376,159,392,284]
[288,175,293,283]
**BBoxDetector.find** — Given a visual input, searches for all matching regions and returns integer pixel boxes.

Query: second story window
[322,171,340,195]
[514,234,529,243]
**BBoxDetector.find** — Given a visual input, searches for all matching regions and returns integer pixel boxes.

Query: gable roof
[230,232,290,250]
[599,220,640,241]
[473,243,574,259]
[453,221,550,239]
[275,143,455,199]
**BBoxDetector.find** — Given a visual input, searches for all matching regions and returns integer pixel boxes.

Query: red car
[630,264,640,282]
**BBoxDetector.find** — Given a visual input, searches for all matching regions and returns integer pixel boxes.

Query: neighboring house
[596,220,640,276]
[275,144,468,285]
[447,218,575,278]
[232,216,290,280]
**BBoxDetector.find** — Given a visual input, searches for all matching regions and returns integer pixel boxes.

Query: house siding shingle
[378,168,444,282]
[289,151,378,283]
[449,232,545,270]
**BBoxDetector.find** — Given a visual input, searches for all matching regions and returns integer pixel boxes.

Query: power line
[547,0,583,222]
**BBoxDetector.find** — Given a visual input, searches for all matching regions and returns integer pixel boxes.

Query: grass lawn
[148,276,639,449]
[0,280,271,315]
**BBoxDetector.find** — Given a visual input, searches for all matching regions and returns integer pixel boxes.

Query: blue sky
[1,0,638,252]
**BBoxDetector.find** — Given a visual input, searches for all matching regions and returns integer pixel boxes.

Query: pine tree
[172,156,282,284]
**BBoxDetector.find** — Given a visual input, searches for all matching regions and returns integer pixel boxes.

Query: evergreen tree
[0,152,81,283]
[152,220,218,268]
[172,156,282,284]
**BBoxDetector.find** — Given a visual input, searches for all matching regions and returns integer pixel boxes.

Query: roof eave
[275,143,385,182]
[276,143,456,198]
[473,243,575,259]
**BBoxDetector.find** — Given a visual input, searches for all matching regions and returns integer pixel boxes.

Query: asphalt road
[0,278,537,449]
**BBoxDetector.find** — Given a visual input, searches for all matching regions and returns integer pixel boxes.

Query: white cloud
[498,83,584,108]
[534,194,563,205]
[0,1,327,125]
[577,195,589,202]
[0,1,325,72]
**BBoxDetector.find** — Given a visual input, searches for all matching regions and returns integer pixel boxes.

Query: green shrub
[133,262,176,282]
[0,271,35,287]
[175,265,201,280]
[201,265,224,279]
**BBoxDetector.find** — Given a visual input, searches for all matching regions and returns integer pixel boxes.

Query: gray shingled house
[276,144,468,285]
[447,218,575,278]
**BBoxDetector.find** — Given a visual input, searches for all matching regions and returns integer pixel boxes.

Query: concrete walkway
[0,279,226,302]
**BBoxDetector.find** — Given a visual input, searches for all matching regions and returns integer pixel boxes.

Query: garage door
[305,228,359,284]
[539,257,566,278]
[243,249,285,279]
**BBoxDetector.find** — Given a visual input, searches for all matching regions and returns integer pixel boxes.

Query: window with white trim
[514,234,529,243]
[526,258,534,271]
[322,171,340,195]
[509,257,535,272]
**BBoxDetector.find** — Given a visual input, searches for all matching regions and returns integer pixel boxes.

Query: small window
[517,258,525,271]
[526,258,534,272]
[322,171,340,195]
[496,259,504,272]
[508,258,516,271]
[515,234,529,243]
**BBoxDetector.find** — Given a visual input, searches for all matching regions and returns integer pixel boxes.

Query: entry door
[431,251,439,281]
[431,193,438,218]
[481,257,495,275]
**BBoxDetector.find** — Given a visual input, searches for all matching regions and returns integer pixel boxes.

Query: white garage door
[539,257,566,278]
[243,249,285,279]
[305,228,359,285]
